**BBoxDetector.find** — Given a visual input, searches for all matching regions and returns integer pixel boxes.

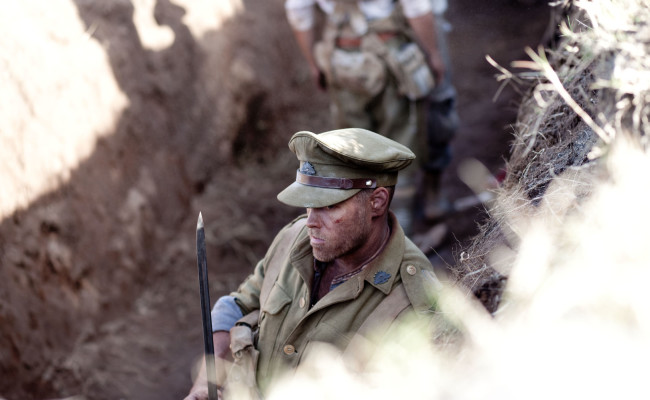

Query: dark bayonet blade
[196,212,218,400]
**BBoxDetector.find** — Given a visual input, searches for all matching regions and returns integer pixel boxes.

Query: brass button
[299,297,306,308]
[406,265,417,275]
[283,345,296,355]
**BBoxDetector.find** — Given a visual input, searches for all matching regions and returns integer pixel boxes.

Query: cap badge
[300,161,316,176]
[373,271,391,285]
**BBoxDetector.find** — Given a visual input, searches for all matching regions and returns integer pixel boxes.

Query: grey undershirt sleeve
[210,295,243,332]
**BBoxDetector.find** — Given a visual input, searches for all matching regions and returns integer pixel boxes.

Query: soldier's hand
[183,387,208,400]
[183,386,223,400]
[429,52,445,86]
[309,65,327,92]
[317,70,328,91]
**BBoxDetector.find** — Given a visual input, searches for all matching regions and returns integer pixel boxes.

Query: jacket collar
[359,211,404,295]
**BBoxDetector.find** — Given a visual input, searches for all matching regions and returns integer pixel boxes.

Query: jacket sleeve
[285,0,317,31]
[399,0,433,19]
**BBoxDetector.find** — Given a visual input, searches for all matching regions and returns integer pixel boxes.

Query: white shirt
[285,0,446,31]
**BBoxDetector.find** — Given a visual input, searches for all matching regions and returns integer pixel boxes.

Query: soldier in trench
[184,128,447,399]
[285,0,459,235]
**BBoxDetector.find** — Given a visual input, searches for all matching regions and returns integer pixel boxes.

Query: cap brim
[277,182,361,208]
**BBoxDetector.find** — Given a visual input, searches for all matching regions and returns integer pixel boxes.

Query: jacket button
[299,297,306,308]
[283,345,296,355]
[406,265,417,275]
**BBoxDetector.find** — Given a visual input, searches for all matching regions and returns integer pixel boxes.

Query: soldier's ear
[370,187,390,215]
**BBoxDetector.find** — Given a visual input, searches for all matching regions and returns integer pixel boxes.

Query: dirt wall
[0,0,324,398]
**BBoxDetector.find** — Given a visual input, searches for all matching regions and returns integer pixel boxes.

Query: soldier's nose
[306,208,320,228]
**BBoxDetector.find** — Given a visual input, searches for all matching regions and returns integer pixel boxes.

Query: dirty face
[306,192,372,263]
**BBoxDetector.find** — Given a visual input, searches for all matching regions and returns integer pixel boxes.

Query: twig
[524,46,612,144]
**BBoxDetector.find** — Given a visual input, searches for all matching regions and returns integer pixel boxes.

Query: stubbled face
[306,193,372,262]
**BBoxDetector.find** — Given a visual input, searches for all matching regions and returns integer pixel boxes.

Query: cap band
[296,170,377,190]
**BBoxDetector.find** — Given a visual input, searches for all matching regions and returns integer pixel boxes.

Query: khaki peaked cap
[277,128,415,208]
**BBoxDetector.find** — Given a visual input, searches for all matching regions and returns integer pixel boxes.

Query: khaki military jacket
[230,211,440,393]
